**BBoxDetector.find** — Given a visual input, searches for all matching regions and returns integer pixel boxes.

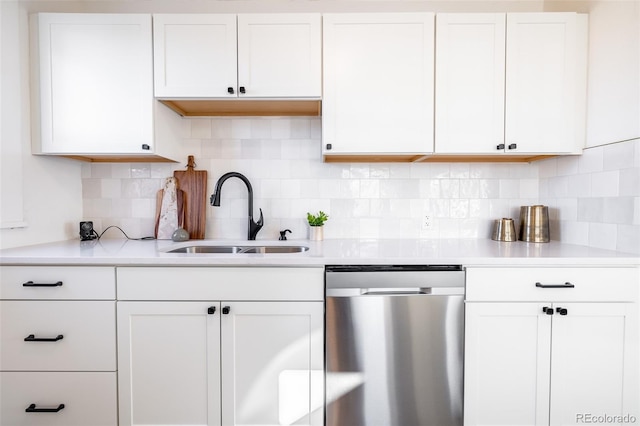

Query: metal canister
[518,205,550,242]
[491,218,517,242]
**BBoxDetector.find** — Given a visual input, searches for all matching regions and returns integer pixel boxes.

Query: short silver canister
[491,218,517,241]
[518,205,550,242]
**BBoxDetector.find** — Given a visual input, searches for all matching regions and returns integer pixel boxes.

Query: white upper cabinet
[237,14,321,98]
[31,13,182,161]
[153,14,237,98]
[435,14,506,154]
[322,13,435,159]
[435,12,587,156]
[505,13,586,154]
[153,14,321,99]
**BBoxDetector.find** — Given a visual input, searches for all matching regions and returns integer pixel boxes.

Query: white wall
[0,2,82,250]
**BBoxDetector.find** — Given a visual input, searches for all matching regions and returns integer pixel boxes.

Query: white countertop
[0,238,638,267]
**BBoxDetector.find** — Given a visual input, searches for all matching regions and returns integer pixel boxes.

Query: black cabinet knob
[207,306,216,315]
[239,86,246,94]
[227,87,235,94]
[556,307,568,316]
[496,144,505,150]
[508,143,517,150]
[142,144,151,150]
[222,306,231,315]
[326,143,332,150]
[542,307,554,315]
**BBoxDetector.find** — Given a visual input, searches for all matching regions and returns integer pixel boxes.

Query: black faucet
[210,172,264,240]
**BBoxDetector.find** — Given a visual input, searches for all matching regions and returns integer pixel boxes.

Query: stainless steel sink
[167,245,309,254]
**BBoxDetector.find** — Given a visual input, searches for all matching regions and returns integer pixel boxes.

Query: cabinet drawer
[466,267,639,302]
[0,301,116,371]
[117,267,324,301]
[0,266,115,300]
[0,372,117,426]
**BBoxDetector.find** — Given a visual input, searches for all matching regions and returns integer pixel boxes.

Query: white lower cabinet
[116,267,324,426]
[0,266,117,426]
[464,267,639,426]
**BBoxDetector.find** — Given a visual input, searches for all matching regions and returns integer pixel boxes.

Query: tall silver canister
[518,205,550,242]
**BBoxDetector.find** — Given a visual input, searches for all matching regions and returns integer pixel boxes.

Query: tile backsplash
[81,117,639,254]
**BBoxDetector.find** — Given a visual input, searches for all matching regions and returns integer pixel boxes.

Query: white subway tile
[360,218,380,239]
[450,163,470,178]
[619,168,640,196]
[556,156,580,176]
[389,199,412,218]
[91,163,112,178]
[112,164,132,179]
[450,199,469,218]
[440,180,460,198]
[547,176,569,198]
[370,165,390,179]
[419,179,440,198]
[588,222,617,251]
[499,179,520,198]
[617,224,640,254]
[190,119,212,139]
[81,163,92,179]
[460,179,480,198]
[310,118,322,140]
[469,199,490,218]
[566,174,591,197]
[132,199,154,218]
[101,179,122,199]
[360,180,380,198]
[231,119,251,139]
[577,198,604,222]
[558,221,589,246]
[604,141,635,171]
[578,146,604,174]
[211,119,232,139]
[479,179,500,199]
[290,119,311,139]
[519,179,539,199]
[591,170,620,197]
[537,158,557,178]
[603,197,635,224]
[250,119,272,139]
[350,165,370,178]
[131,164,151,178]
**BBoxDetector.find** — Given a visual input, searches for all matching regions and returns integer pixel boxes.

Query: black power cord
[93,226,155,241]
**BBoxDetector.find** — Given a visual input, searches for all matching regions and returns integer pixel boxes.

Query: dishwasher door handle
[363,288,431,295]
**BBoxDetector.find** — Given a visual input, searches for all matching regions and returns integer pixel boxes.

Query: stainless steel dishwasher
[325,265,465,426]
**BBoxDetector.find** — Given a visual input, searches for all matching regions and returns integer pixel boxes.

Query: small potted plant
[307,211,329,241]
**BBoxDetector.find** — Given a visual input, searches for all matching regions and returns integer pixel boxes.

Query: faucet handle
[279,229,292,241]
[256,208,264,226]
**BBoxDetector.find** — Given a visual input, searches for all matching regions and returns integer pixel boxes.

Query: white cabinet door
[464,302,552,426]
[153,14,237,98]
[221,301,324,426]
[505,13,583,154]
[237,14,321,98]
[435,14,506,154]
[322,13,435,156]
[34,13,154,155]
[117,302,221,426]
[550,303,639,426]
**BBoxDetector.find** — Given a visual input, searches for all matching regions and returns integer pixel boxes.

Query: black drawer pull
[208,306,216,315]
[542,306,554,315]
[26,403,65,413]
[535,282,575,289]
[222,306,231,315]
[22,281,63,287]
[24,334,64,342]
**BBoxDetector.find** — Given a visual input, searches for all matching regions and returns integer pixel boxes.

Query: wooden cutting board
[173,156,207,239]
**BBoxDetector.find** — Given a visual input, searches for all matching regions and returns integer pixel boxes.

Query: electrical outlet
[421,215,432,230]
